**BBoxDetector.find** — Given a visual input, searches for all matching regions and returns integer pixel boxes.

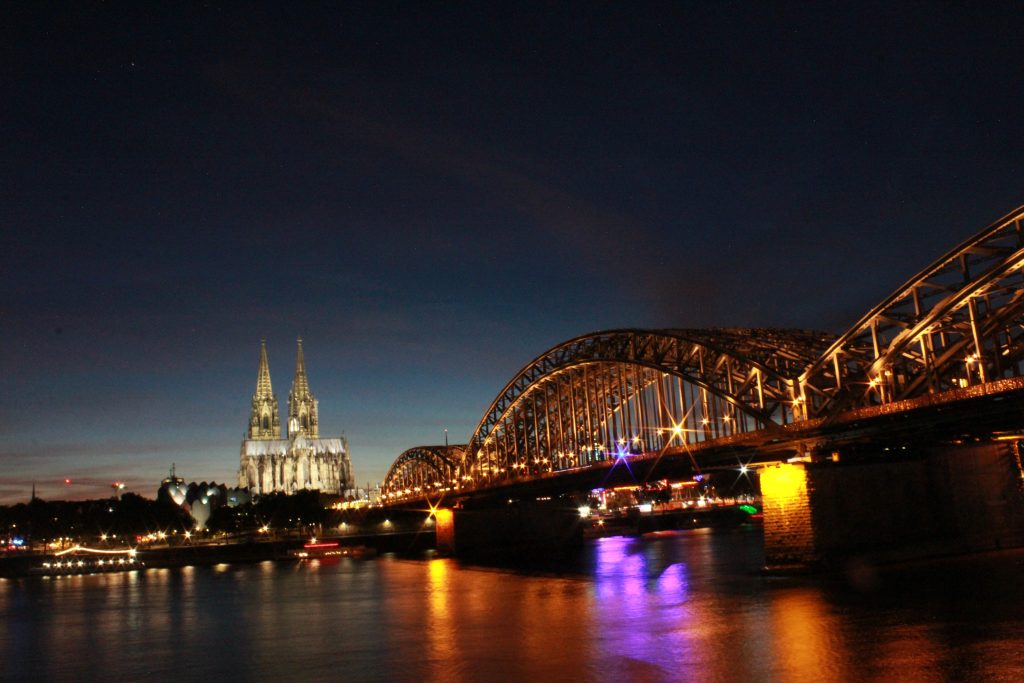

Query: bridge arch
[462,328,835,486]
[381,445,465,501]
[799,205,1024,418]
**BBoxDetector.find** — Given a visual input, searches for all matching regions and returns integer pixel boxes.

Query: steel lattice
[383,204,1024,502]
[381,445,464,499]
[799,205,1024,418]
[460,328,835,487]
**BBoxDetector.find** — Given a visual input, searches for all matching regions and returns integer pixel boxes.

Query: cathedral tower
[248,340,281,439]
[287,338,319,438]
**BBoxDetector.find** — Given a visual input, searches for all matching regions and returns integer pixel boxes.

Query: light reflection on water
[3,527,1024,682]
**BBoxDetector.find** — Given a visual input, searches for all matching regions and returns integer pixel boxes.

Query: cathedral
[238,339,354,496]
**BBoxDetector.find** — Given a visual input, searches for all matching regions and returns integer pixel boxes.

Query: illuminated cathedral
[238,339,354,496]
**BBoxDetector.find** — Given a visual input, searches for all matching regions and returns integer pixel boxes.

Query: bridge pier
[761,441,1024,570]
[433,498,584,559]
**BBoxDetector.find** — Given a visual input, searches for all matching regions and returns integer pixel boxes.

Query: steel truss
[381,445,465,500]
[461,328,835,486]
[383,205,1024,501]
[799,205,1024,417]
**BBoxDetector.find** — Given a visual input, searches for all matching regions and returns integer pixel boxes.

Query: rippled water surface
[3,527,1024,682]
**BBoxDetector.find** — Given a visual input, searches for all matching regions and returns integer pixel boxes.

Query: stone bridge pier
[434,498,584,559]
[760,441,1024,570]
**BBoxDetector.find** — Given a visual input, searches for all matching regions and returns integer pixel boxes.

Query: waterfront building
[157,465,251,528]
[238,339,354,495]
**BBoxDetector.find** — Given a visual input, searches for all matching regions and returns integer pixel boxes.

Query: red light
[64,478,71,485]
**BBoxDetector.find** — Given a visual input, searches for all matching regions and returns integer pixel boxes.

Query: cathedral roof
[242,437,346,457]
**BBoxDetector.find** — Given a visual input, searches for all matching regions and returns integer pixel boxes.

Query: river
[3,526,1024,681]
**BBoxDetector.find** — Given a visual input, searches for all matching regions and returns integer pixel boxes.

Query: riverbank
[0,530,435,578]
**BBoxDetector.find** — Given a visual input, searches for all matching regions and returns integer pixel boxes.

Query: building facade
[238,339,354,496]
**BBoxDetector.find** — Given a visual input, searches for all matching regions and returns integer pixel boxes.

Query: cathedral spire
[256,339,274,399]
[288,338,319,438]
[248,340,281,439]
[292,337,310,399]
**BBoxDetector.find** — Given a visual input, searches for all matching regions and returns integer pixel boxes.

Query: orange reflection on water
[871,622,944,680]
[769,589,852,682]
[424,558,460,683]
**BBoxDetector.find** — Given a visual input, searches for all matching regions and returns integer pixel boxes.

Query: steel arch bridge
[461,328,835,485]
[381,445,465,499]
[382,205,1024,503]
[797,205,1024,418]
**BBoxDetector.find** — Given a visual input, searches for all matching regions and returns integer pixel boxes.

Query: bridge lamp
[701,418,709,425]
[578,505,591,518]
[739,465,749,474]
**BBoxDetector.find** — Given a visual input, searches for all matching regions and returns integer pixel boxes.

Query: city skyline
[4,3,1024,504]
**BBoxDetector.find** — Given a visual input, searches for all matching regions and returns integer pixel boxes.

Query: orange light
[759,463,808,500]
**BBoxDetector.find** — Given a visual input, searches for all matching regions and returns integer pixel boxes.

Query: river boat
[30,547,143,576]
[286,541,374,560]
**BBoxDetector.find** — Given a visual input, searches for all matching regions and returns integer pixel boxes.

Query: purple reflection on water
[591,534,699,673]
[656,561,687,602]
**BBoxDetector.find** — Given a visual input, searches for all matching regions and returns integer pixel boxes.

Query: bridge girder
[382,204,1024,505]
[381,445,465,500]
[800,205,1024,418]
[462,328,835,486]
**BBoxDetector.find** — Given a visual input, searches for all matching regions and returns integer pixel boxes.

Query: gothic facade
[238,339,354,496]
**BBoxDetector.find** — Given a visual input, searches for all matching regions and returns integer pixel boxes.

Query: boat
[286,541,374,560]
[30,546,143,576]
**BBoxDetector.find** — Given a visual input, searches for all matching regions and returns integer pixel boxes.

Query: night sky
[4,2,1024,504]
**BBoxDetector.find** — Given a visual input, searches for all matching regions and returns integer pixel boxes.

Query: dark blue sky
[3,2,1024,503]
